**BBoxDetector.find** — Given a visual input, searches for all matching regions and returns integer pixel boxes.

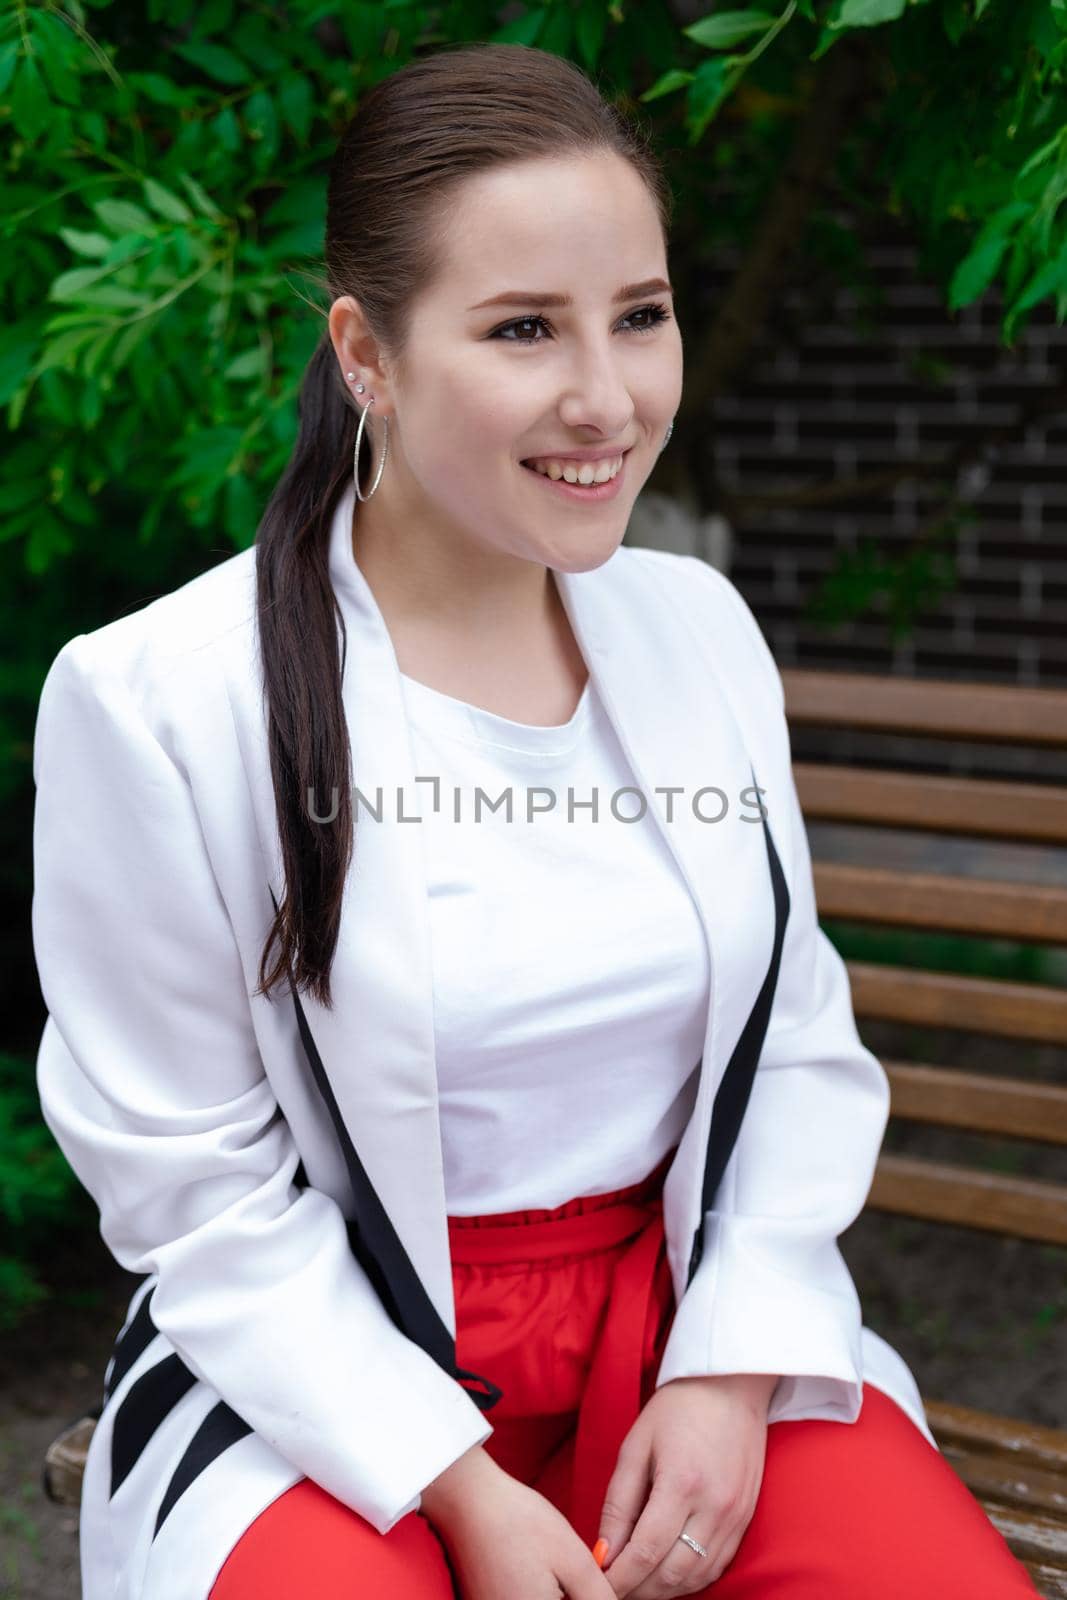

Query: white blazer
[32,481,936,1600]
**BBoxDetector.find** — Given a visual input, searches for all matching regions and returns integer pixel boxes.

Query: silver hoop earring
[659,417,675,454]
[353,393,389,501]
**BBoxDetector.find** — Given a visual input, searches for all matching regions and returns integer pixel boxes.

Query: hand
[594,1373,776,1599]
[422,1443,617,1600]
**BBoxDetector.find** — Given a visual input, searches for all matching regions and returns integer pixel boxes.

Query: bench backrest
[780,668,1067,1248]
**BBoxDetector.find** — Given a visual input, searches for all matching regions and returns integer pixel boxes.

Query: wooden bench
[782,666,1067,1600]
[44,668,1067,1597]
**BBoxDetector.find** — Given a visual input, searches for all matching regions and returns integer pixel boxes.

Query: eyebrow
[468,277,673,312]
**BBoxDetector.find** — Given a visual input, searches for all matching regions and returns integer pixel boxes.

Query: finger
[626,1515,720,1600]
[701,1520,746,1586]
[600,1470,693,1597]
[595,1444,652,1578]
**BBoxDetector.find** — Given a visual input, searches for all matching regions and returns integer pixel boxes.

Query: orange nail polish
[593,1537,610,1568]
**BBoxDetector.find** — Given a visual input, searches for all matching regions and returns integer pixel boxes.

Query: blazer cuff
[653,1212,864,1425]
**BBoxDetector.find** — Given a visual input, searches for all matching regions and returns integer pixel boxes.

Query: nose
[557,341,635,441]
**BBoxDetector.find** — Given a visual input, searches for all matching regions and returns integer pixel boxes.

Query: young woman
[32,41,1039,1600]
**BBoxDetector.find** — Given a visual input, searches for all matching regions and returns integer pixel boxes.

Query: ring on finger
[677,1530,709,1559]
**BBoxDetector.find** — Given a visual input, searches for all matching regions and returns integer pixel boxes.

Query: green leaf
[810,24,843,57]
[70,284,150,310]
[224,471,260,547]
[223,346,266,380]
[684,10,774,50]
[640,68,695,103]
[58,228,112,258]
[82,327,115,382]
[0,39,18,98]
[10,56,51,143]
[263,219,325,259]
[1011,244,1067,319]
[110,318,155,371]
[1016,129,1065,185]
[178,172,227,223]
[143,177,193,223]
[172,39,252,85]
[947,233,1010,310]
[278,72,313,144]
[49,263,118,301]
[0,324,42,403]
[574,0,608,68]
[125,72,194,106]
[25,512,74,576]
[80,108,108,149]
[233,18,287,74]
[211,105,241,153]
[92,197,155,235]
[687,57,738,141]
[538,6,573,56]
[0,479,41,515]
[493,8,546,45]
[34,10,83,106]
[244,88,279,168]
[191,0,235,34]
[980,200,1032,239]
[832,0,906,24]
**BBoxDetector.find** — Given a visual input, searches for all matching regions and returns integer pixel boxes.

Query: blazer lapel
[553,554,787,1306]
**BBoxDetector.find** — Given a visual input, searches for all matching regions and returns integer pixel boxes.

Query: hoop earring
[659,417,675,454]
[346,376,389,501]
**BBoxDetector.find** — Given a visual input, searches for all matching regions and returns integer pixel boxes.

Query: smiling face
[333,149,683,578]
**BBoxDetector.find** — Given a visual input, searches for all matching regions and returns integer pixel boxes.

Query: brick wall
[681,217,1067,688]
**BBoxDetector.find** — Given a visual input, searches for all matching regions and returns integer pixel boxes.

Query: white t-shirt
[398,667,711,1216]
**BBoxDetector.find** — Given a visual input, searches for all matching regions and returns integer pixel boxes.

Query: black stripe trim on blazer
[268,888,503,1414]
[154,1401,253,1539]
[110,1353,198,1498]
[103,1283,159,1408]
[686,766,791,1288]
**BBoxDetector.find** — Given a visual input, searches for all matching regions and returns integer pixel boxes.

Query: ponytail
[254,332,362,1007]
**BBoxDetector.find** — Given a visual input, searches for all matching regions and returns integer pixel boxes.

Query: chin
[547,534,628,574]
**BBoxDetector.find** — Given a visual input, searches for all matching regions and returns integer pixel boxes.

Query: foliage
[0,1051,94,1329]
[3,1,1067,1311]
[0,0,1064,702]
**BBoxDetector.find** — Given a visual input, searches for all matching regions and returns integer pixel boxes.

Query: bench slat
[848,961,1067,1043]
[814,862,1067,943]
[867,1154,1067,1244]
[924,1400,1067,1474]
[793,764,1067,845]
[938,1444,1067,1520]
[980,1504,1067,1569]
[885,1061,1067,1146]
[1021,1563,1067,1599]
[782,668,1067,746]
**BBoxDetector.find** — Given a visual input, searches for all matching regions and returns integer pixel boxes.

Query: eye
[489,302,673,345]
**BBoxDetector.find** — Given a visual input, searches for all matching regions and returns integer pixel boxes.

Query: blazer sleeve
[31,633,492,1534]
[652,561,890,1425]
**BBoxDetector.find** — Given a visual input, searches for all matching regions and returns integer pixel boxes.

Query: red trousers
[209,1151,1039,1597]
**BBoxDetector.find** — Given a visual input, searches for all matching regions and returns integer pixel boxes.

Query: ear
[327,295,392,416]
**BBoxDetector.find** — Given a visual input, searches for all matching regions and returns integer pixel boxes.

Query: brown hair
[254,40,672,1007]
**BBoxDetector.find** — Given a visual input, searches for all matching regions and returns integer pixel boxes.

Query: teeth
[526,455,623,485]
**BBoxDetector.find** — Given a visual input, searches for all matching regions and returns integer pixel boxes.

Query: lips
[519,450,630,502]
